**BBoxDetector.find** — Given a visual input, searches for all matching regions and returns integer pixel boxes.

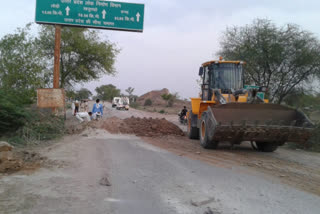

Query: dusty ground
[87,102,320,196]
[0,102,320,213]
[142,136,320,196]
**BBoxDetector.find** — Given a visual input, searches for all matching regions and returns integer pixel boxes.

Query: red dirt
[101,116,184,137]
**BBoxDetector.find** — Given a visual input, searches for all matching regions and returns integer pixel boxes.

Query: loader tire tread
[200,113,219,149]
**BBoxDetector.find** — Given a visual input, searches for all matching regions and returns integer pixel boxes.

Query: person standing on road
[92,99,103,119]
[75,100,80,115]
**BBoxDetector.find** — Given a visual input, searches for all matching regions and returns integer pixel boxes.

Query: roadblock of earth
[101,116,184,137]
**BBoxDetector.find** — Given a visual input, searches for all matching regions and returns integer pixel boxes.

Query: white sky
[1,0,320,98]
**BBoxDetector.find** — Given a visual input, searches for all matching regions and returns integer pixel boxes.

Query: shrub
[130,102,140,109]
[8,110,65,145]
[144,99,152,106]
[159,109,165,114]
[288,123,320,152]
[0,90,28,136]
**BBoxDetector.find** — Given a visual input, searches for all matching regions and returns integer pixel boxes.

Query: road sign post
[35,0,145,32]
[53,25,61,89]
[35,0,144,114]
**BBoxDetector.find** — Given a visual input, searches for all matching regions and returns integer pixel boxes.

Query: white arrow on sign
[136,12,140,22]
[66,6,70,16]
[102,10,107,19]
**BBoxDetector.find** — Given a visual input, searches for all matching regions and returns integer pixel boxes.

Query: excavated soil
[101,116,184,137]
[0,151,46,174]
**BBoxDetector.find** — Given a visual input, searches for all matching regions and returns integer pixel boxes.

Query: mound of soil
[137,88,169,106]
[0,150,46,174]
[101,116,184,137]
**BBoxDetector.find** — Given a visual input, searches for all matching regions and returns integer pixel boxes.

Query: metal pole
[53,25,61,89]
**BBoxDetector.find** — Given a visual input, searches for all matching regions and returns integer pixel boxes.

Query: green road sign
[35,0,144,32]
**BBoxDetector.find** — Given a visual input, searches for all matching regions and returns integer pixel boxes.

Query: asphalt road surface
[0,104,320,214]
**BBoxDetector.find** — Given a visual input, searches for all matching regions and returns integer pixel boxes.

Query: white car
[116,97,130,111]
[112,97,121,108]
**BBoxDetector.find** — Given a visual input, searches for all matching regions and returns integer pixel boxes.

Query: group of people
[73,99,104,123]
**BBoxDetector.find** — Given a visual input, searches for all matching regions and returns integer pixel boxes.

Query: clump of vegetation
[11,111,65,145]
[219,18,320,104]
[0,90,29,135]
[144,99,152,106]
[130,102,140,109]
[161,93,178,107]
[0,90,64,146]
[288,124,320,152]
[159,109,166,114]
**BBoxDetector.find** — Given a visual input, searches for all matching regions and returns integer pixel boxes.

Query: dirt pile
[102,116,184,137]
[0,142,46,174]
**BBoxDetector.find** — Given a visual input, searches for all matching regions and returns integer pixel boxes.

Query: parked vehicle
[116,97,130,111]
[187,58,314,152]
[112,97,121,108]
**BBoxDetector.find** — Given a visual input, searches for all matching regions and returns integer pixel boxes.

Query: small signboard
[35,0,145,32]
[37,89,65,108]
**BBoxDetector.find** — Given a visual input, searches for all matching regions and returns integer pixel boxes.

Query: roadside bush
[8,110,65,146]
[159,109,165,114]
[306,124,320,151]
[0,90,65,145]
[0,90,29,136]
[130,102,140,109]
[144,99,152,106]
[288,123,320,152]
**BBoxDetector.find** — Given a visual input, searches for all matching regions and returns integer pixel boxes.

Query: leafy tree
[218,19,320,103]
[75,88,92,100]
[125,87,135,102]
[95,84,120,101]
[37,26,119,88]
[125,87,135,96]
[0,24,50,101]
[0,90,28,136]
[66,90,77,100]
[161,93,178,107]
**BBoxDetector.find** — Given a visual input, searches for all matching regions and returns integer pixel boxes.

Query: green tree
[125,87,135,102]
[75,88,92,100]
[0,90,28,136]
[37,26,119,88]
[161,93,178,107]
[95,84,120,101]
[66,90,76,100]
[0,24,50,102]
[218,19,320,103]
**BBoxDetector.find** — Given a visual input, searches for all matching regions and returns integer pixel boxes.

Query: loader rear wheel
[255,141,278,152]
[200,114,218,149]
[187,113,199,139]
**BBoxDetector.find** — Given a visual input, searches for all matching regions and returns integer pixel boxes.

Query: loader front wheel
[255,141,278,152]
[200,114,218,149]
[187,113,199,139]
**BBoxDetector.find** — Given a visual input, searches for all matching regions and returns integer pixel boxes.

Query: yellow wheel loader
[187,59,314,152]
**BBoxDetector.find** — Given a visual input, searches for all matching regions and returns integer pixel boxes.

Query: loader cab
[199,61,244,101]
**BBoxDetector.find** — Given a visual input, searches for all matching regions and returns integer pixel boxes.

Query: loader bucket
[206,103,314,144]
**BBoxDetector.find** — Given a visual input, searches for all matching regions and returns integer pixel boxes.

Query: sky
[1,0,320,98]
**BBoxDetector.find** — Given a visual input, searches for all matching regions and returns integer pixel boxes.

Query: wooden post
[53,25,61,89]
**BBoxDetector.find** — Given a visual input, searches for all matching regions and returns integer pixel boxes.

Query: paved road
[1,103,320,213]
[1,128,320,214]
